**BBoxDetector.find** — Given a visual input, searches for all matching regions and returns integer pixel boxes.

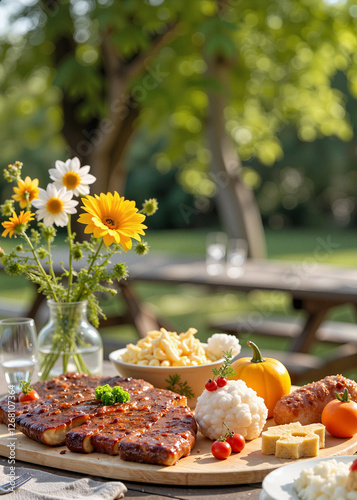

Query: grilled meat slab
[118,406,197,466]
[1,373,154,445]
[66,387,186,454]
[0,373,196,466]
[66,405,165,454]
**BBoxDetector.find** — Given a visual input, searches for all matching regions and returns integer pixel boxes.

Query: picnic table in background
[1,254,357,383]
[123,255,357,383]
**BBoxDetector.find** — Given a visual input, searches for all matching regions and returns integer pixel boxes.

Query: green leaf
[205,34,236,59]
[165,374,195,400]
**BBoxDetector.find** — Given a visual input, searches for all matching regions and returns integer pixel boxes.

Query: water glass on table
[206,232,228,276]
[227,238,248,278]
[0,317,38,391]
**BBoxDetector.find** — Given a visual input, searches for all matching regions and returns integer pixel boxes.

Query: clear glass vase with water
[38,300,103,380]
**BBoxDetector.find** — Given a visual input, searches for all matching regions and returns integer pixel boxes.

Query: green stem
[22,232,58,301]
[335,388,350,402]
[247,341,266,363]
[41,349,61,380]
[47,238,56,282]
[72,353,91,374]
[39,302,93,379]
[86,239,104,275]
[62,353,69,374]
[223,422,233,437]
[75,239,104,301]
[67,216,73,302]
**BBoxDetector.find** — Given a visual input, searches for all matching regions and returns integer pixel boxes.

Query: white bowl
[109,347,224,408]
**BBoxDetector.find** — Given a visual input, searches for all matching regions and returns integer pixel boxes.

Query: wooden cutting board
[1,420,357,486]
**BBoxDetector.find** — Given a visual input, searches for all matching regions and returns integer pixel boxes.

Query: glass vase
[38,300,103,380]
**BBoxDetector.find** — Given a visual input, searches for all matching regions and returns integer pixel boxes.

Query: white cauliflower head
[205,333,241,361]
[195,380,268,441]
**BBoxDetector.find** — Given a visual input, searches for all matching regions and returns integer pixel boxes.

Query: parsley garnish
[95,384,130,405]
[165,374,195,399]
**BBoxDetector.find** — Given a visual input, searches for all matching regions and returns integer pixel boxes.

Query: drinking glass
[0,318,38,391]
[227,238,248,278]
[206,232,227,276]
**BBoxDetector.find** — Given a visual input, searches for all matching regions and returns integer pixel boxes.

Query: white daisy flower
[49,157,96,196]
[32,184,78,227]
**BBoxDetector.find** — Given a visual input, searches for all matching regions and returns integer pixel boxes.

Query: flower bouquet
[1,158,157,379]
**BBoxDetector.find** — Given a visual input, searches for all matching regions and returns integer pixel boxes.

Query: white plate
[262,455,356,500]
[259,490,273,500]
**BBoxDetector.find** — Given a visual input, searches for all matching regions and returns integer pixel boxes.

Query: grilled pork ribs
[0,373,197,466]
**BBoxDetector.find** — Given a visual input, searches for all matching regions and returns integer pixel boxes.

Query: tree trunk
[52,14,265,256]
[206,58,267,259]
[86,99,139,196]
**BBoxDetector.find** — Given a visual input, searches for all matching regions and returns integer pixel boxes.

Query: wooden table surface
[0,362,263,499]
[123,254,357,303]
[2,255,357,497]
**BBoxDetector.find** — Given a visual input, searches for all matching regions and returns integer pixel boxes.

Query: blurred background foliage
[1,0,357,382]
[0,0,356,232]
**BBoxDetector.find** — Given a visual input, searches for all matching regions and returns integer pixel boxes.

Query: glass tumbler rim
[0,317,35,326]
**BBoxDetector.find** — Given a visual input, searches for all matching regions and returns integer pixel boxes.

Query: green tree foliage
[0,0,356,230]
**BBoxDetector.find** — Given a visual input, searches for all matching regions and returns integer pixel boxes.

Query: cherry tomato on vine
[216,377,228,388]
[211,440,231,460]
[18,379,40,403]
[226,432,245,453]
[19,390,40,402]
[205,379,218,391]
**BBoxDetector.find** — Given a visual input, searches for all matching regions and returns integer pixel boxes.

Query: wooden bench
[209,315,357,344]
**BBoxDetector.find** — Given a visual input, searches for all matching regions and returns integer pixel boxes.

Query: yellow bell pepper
[229,341,291,418]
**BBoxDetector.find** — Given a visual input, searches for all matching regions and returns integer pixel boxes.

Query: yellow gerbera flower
[77,192,147,250]
[1,210,35,238]
[12,176,39,208]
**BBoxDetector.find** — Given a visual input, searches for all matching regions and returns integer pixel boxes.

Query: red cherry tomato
[216,377,228,388]
[205,379,218,391]
[211,440,231,460]
[226,432,245,453]
[18,390,40,402]
[350,459,357,472]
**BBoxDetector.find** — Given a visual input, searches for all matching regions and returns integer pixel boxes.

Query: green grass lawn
[145,227,357,263]
[1,227,357,380]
